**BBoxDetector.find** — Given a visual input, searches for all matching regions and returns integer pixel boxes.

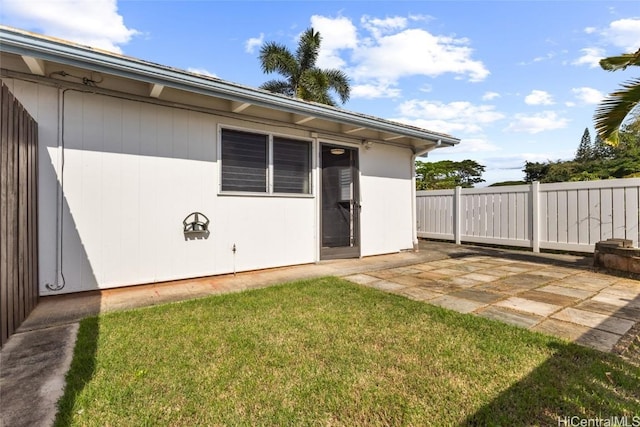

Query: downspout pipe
[411,139,443,251]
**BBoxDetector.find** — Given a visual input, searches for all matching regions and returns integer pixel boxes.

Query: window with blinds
[273,137,311,193]
[220,129,311,195]
[221,129,268,192]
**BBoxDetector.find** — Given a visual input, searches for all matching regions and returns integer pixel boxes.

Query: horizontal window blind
[273,137,311,194]
[221,129,267,192]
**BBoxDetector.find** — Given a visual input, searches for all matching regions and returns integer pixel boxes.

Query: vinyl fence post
[454,186,462,245]
[531,181,540,253]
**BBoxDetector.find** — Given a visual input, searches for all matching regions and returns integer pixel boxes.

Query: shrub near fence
[416,179,640,253]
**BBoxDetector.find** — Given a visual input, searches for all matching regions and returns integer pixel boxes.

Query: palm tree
[593,48,640,146]
[259,28,350,106]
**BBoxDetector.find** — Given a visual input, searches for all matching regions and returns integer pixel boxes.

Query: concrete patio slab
[575,300,640,322]
[367,280,407,292]
[343,274,380,285]
[449,289,504,304]
[459,272,498,283]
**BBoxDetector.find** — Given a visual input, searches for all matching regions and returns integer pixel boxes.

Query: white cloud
[505,111,569,134]
[584,27,597,35]
[352,28,489,83]
[1,0,138,54]
[393,99,505,135]
[572,47,605,68]
[187,68,217,78]
[482,91,501,101]
[603,18,640,52]
[245,33,264,54]
[310,15,358,69]
[571,87,604,105]
[524,90,554,106]
[308,14,488,99]
[351,82,401,99]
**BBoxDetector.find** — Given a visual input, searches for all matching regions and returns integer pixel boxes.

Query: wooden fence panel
[0,82,39,348]
[417,179,640,253]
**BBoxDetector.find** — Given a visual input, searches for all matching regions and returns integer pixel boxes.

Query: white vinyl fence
[416,179,640,253]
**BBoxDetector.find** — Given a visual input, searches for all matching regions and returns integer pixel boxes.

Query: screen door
[320,144,360,260]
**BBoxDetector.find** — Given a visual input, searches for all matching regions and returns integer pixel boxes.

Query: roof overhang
[0,26,460,152]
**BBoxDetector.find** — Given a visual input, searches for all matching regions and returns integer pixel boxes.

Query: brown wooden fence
[1,81,39,348]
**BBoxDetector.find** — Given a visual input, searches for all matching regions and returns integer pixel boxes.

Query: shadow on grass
[464,339,640,425]
[53,316,100,427]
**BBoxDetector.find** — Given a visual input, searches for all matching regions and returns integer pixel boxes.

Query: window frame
[218,125,314,197]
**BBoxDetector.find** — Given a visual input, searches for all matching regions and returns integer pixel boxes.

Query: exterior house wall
[4,77,416,295]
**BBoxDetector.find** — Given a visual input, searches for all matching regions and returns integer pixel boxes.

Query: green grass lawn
[56,277,639,426]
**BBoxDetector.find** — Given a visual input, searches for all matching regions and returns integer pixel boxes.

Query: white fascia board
[0,26,460,146]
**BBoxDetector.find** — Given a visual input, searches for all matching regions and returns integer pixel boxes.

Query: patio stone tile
[387,267,424,275]
[532,319,590,341]
[428,295,486,314]
[446,263,487,273]
[599,286,640,299]
[536,285,594,300]
[496,274,552,287]
[532,269,577,279]
[369,280,407,292]
[495,297,562,317]
[388,275,428,287]
[476,306,542,328]
[430,267,466,277]
[444,276,482,288]
[425,259,460,268]
[343,274,380,285]
[552,308,635,335]
[459,272,498,283]
[518,290,579,307]
[559,275,617,291]
[499,265,536,273]
[412,263,438,272]
[575,299,640,321]
[416,270,449,280]
[368,269,403,279]
[591,292,640,309]
[574,329,621,353]
[397,287,441,301]
[476,268,520,278]
[450,289,504,304]
[609,279,640,290]
[416,280,464,294]
[475,281,533,295]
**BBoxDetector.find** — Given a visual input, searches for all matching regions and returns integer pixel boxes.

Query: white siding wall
[359,143,414,256]
[6,79,415,295]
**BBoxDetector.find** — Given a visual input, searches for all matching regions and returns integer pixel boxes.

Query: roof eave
[0,26,460,146]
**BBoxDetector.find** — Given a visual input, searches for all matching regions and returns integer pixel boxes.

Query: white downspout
[411,140,441,251]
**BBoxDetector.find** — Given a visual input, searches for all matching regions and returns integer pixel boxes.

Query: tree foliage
[258,28,351,106]
[416,160,485,190]
[593,48,640,146]
[524,117,640,183]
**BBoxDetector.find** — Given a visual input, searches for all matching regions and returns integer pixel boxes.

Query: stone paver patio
[344,252,640,353]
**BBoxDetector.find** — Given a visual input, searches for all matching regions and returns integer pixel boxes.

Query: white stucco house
[0,26,459,295]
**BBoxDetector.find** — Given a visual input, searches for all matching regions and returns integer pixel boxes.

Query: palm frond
[259,42,298,77]
[296,28,321,73]
[594,77,640,146]
[259,80,294,97]
[599,49,640,71]
[323,68,351,104]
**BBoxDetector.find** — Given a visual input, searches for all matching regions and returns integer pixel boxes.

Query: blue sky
[2,1,639,185]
